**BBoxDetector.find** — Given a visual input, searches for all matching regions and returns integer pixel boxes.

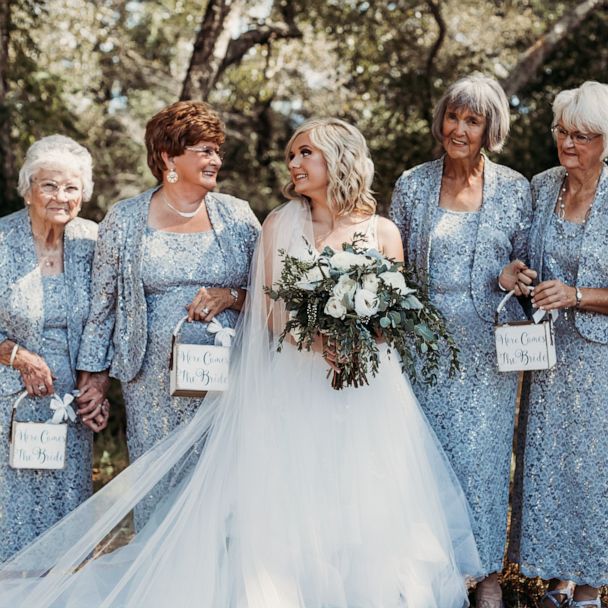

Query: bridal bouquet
[265,237,458,390]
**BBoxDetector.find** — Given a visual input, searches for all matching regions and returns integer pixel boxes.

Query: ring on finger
[37,384,46,392]
[201,306,210,315]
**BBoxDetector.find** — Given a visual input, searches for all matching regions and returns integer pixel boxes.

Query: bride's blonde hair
[283,117,377,216]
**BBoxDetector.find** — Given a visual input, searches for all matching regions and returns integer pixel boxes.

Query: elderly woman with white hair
[0,135,106,562]
[508,81,608,608]
[390,74,532,606]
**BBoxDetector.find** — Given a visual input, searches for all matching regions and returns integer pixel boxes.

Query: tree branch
[220,19,301,72]
[423,0,446,126]
[180,0,301,101]
[501,0,608,97]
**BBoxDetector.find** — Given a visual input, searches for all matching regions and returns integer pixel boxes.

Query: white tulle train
[0,200,481,607]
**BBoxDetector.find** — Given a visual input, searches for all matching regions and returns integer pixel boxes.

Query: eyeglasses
[185,145,224,160]
[33,179,82,201]
[551,125,602,145]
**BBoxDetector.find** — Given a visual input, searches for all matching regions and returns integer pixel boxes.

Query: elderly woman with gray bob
[0,135,105,562]
[389,74,532,606]
[508,81,608,608]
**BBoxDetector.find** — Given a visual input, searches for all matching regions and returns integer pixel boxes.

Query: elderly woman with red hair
[76,101,260,528]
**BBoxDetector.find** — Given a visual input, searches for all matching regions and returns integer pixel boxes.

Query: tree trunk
[501,0,608,97]
[180,0,301,101]
[180,0,240,101]
[0,0,14,208]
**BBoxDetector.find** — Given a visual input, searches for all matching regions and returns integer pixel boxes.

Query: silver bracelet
[9,343,19,368]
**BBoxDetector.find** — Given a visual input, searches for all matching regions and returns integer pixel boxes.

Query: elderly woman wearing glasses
[0,135,106,561]
[389,74,532,606]
[508,81,608,608]
[76,101,261,529]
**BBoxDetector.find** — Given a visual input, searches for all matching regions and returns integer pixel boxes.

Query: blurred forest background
[1,0,607,220]
[1,1,608,604]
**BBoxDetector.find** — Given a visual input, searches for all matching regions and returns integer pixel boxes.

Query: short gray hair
[553,81,608,158]
[18,135,94,201]
[432,74,510,153]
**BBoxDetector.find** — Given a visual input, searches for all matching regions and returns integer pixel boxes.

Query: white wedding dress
[0,201,481,607]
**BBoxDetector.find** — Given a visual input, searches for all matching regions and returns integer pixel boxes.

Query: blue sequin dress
[515,214,608,586]
[0,275,92,561]
[124,226,243,527]
[412,207,520,575]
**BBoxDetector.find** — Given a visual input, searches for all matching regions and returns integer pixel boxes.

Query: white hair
[18,135,94,201]
[432,74,511,153]
[553,81,608,158]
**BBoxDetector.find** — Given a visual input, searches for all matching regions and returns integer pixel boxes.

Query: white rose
[379,271,415,296]
[325,296,347,319]
[330,251,374,271]
[296,265,325,291]
[360,273,379,293]
[332,275,357,300]
[354,288,379,318]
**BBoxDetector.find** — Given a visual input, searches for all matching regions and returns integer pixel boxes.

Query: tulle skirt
[1,344,480,607]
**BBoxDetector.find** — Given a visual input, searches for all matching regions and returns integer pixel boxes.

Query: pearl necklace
[557,169,603,223]
[161,190,204,218]
[556,172,568,221]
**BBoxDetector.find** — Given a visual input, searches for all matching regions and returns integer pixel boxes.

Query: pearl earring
[167,169,179,184]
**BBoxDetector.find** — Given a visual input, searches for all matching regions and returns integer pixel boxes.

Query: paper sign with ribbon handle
[169,316,234,397]
[9,391,77,470]
[494,290,557,372]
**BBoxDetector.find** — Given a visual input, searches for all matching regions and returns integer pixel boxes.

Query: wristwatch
[229,288,239,304]
[575,286,583,309]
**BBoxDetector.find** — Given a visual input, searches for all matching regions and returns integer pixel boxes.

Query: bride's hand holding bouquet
[266,236,458,389]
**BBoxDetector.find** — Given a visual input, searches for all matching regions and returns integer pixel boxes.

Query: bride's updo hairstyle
[283,117,377,216]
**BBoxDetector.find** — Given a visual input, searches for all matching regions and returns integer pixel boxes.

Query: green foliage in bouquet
[265,235,459,390]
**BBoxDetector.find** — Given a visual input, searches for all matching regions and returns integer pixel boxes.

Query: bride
[0,118,481,607]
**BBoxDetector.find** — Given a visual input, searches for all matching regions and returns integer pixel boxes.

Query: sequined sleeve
[0,228,8,344]
[510,176,533,264]
[388,173,413,258]
[76,207,122,371]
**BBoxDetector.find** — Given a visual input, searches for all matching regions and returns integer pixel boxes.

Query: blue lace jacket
[528,165,608,344]
[76,188,261,382]
[389,156,532,323]
[0,210,98,396]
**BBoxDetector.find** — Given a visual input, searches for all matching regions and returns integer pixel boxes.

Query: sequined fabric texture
[410,207,519,575]
[76,189,261,528]
[0,275,93,561]
[126,226,251,527]
[526,165,608,344]
[390,158,531,575]
[389,156,532,323]
[77,189,261,383]
[513,212,608,586]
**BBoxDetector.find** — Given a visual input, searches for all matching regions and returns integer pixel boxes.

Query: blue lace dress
[0,275,92,562]
[412,207,520,576]
[124,226,245,528]
[514,214,608,586]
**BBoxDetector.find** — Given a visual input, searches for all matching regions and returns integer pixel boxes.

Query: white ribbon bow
[208,318,236,347]
[47,393,77,424]
[532,308,559,324]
